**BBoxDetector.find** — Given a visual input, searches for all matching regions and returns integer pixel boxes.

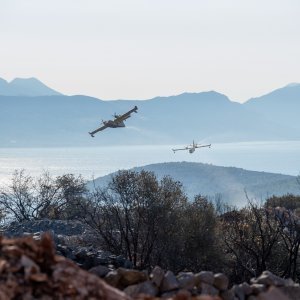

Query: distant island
[89,162,300,206]
[1,78,300,147]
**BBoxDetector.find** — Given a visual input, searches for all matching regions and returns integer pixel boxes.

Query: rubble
[100,266,300,300]
[1,221,300,299]
[0,233,130,300]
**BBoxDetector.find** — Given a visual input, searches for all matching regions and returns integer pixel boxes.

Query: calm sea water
[0,141,299,187]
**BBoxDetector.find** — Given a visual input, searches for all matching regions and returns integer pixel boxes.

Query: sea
[0,141,300,187]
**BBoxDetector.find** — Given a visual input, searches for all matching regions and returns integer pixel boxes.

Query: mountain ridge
[1,80,300,146]
[0,77,62,97]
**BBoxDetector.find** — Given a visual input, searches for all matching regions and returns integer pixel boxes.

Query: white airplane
[172,140,211,154]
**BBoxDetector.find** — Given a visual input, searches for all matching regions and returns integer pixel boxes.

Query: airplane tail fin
[89,132,94,138]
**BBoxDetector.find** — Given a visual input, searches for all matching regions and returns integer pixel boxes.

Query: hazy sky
[1,0,300,102]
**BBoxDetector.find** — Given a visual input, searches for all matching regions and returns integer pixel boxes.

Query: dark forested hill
[90,162,300,206]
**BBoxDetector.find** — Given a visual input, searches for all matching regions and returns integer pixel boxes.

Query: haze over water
[0,141,299,187]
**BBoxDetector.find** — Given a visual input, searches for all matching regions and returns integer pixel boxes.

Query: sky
[1,0,300,102]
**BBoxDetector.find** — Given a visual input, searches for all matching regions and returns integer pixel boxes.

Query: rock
[105,269,122,287]
[0,233,130,300]
[220,289,235,300]
[232,284,245,300]
[257,287,291,300]
[89,265,110,278]
[254,271,287,287]
[239,282,252,296]
[150,265,165,287]
[161,290,179,298]
[213,273,229,291]
[161,270,180,292]
[279,286,300,300]
[199,282,219,296]
[251,284,267,295]
[196,271,215,285]
[169,289,192,299]
[123,280,158,297]
[118,268,148,288]
[177,272,196,290]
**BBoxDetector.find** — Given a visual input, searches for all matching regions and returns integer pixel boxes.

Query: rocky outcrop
[0,232,298,299]
[4,219,89,238]
[2,220,300,299]
[96,266,299,300]
[0,233,130,299]
[3,219,133,270]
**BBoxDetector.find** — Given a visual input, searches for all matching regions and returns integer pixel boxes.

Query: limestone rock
[257,287,291,300]
[254,271,287,287]
[150,265,165,287]
[161,270,180,292]
[177,272,196,290]
[196,271,215,285]
[124,280,158,297]
[213,273,229,291]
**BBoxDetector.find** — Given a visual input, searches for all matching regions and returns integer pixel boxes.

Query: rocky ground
[3,219,133,270]
[1,220,300,299]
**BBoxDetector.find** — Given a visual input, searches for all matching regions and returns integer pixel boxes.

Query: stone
[199,282,219,296]
[213,273,229,291]
[150,265,165,287]
[161,270,180,292]
[117,268,148,288]
[123,280,158,297]
[89,265,110,278]
[177,272,196,290]
[232,284,245,300]
[220,289,235,300]
[0,233,131,300]
[172,289,192,300]
[254,271,286,287]
[239,282,252,296]
[105,269,122,287]
[279,286,300,300]
[195,271,215,285]
[257,287,290,300]
[161,290,179,298]
[251,284,267,295]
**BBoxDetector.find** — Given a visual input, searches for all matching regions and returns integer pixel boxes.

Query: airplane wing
[114,106,138,123]
[172,147,189,153]
[195,144,211,148]
[89,124,108,137]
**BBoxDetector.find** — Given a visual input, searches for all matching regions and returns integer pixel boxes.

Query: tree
[221,202,281,282]
[265,194,300,211]
[0,170,87,222]
[80,170,188,269]
[179,195,222,271]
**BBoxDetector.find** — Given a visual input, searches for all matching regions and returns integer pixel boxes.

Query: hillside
[245,83,300,132]
[90,162,300,206]
[1,89,300,147]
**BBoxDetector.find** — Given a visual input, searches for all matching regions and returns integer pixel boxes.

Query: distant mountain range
[89,162,300,206]
[0,78,300,147]
[0,77,61,96]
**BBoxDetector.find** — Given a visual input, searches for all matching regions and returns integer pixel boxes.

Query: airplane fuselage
[103,120,126,128]
[189,148,195,154]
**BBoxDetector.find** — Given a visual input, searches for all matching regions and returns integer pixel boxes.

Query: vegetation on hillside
[1,169,300,284]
